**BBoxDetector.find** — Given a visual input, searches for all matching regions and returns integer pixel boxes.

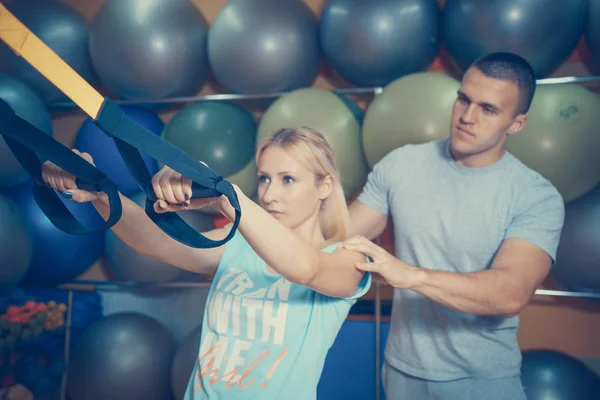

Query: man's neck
[450,146,506,168]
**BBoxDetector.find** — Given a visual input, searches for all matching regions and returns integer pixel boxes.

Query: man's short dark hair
[470,52,536,115]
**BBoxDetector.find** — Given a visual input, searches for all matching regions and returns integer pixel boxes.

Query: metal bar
[60,290,73,400]
[46,75,600,109]
[534,288,600,299]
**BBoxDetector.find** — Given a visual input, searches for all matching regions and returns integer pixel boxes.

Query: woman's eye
[258,175,270,184]
[283,176,295,184]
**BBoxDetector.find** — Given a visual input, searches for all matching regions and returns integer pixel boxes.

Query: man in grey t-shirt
[342,52,565,399]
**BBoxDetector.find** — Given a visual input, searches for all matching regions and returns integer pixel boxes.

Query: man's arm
[408,238,551,317]
[343,236,552,317]
[348,200,388,240]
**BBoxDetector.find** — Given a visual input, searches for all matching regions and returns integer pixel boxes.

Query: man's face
[450,67,527,164]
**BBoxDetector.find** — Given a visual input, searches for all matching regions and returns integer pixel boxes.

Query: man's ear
[508,114,528,136]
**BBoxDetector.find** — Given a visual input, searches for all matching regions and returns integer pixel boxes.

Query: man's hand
[341,235,423,289]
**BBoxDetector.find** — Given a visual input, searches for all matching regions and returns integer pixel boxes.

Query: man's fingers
[354,262,381,273]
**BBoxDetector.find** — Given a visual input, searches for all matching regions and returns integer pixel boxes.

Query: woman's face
[256,146,328,230]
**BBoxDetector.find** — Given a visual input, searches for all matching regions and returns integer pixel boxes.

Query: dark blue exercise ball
[75,106,164,196]
[0,0,97,104]
[444,0,587,78]
[89,0,210,99]
[6,180,105,284]
[586,0,600,68]
[208,0,321,94]
[0,74,53,189]
[320,0,441,87]
[521,349,600,400]
[67,312,176,400]
[552,184,600,294]
[0,193,33,296]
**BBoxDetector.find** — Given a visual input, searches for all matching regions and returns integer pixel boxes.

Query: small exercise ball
[320,0,441,87]
[171,324,203,400]
[0,193,33,296]
[105,192,214,283]
[586,0,600,68]
[162,101,258,194]
[0,0,97,103]
[6,180,105,284]
[444,0,587,77]
[552,185,600,294]
[0,74,52,189]
[257,88,368,197]
[505,84,600,202]
[67,313,176,400]
[521,349,600,400]
[75,106,164,195]
[89,0,210,99]
[362,72,459,167]
[208,0,321,94]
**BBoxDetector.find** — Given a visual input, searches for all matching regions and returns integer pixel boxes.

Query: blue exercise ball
[105,192,214,283]
[89,0,210,99]
[0,74,53,189]
[521,349,600,400]
[0,0,97,104]
[320,0,441,87]
[208,0,321,94]
[444,0,587,78]
[5,180,105,284]
[0,193,33,296]
[67,312,176,400]
[75,106,164,196]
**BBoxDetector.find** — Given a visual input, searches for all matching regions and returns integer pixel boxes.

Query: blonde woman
[42,127,371,399]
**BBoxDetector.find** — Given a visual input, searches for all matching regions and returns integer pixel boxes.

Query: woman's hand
[151,164,232,216]
[41,149,101,202]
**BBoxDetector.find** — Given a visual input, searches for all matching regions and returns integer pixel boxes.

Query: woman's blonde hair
[256,127,349,243]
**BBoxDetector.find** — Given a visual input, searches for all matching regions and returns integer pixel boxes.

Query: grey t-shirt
[357,139,565,381]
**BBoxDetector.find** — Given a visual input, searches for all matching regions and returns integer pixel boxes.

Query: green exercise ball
[362,72,460,168]
[162,102,257,179]
[505,84,600,203]
[257,87,368,197]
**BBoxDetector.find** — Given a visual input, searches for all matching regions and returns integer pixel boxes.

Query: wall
[22,0,600,360]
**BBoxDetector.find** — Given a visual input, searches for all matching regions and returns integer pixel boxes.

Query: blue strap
[0,98,122,234]
[94,98,241,249]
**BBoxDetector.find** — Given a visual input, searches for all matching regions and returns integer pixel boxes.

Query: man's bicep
[348,200,388,239]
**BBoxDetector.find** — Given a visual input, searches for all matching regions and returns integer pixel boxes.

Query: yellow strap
[0,4,104,119]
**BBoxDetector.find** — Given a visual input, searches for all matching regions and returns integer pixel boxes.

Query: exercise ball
[552,185,600,294]
[105,192,214,282]
[320,0,441,87]
[89,0,210,99]
[162,101,258,195]
[67,312,176,400]
[6,180,104,284]
[0,74,52,189]
[208,0,321,94]
[586,0,600,68]
[0,193,32,296]
[171,324,202,400]
[0,0,97,104]
[362,72,459,167]
[257,88,368,197]
[444,0,587,78]
[75,106,164,196]
[505,84,600,202]
[521,349,600,400]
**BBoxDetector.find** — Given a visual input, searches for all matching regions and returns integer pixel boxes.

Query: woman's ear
[319,175,334,200]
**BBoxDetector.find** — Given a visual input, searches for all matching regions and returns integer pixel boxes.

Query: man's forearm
[408,267,527,317]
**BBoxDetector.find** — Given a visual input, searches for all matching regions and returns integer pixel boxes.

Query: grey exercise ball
[89,0,210,99]
[171,324,203,400]
[67,312,177,400]
[320,0,441,87]
[208,0,321,94]
[105,192,215,282]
